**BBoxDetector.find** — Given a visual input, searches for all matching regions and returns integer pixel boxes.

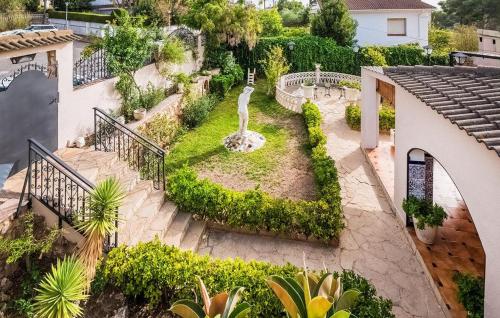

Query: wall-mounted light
[10,54,36,64]
[453,52,468,65]
[423,45,433,65]
[287,41,295,51]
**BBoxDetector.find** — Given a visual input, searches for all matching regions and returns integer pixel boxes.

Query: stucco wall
[351,10,430,47]
[393,87,500,317]
[57,42,201,147]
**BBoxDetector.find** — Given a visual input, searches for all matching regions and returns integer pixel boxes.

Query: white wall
[351,9,431,47]
[393,86,500,318]
[49,18,107,37]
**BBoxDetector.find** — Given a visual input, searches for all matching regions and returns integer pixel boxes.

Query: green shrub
[167,100,343,242]
[141,83,166,110]
[379,104,395,132]
[100,240,394,317]
[345,103,395,132]
[338,80,361,90]
[48,11,111,24]
[453,272,484,318]
[360,47,387,66]
[181,94,218,128]
[137,113,180,149]
[402,196,447,230]
[210,74,235,97]
[221,54,244,84]
[345,103,361,130]
[282,26,310,37]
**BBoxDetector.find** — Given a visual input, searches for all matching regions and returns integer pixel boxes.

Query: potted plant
[133,108,147,121]
[402,196,447,244]
[174,73,190,93]
[301,79,316,99]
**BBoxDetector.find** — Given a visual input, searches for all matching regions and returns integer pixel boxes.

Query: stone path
[199,96,447,318]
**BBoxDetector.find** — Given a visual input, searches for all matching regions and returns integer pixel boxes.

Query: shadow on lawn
[165,144,227,172]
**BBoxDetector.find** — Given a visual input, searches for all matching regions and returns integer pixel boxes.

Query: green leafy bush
[137,113,180,149]
[258,8,284,37]
[453,272,484,318]
[181,94,219,128]
[402,196,447,230]
[379,104,395,132]
[338,80,361,90]
[345,103,361,131]
[100,240,394,317]
[221,53,244,84]
[360,47,387,66]
[282,26,310,37]
[167,100,343,242]
[210,75,235,97]
[344,103,395,132]
[48,11,110,23]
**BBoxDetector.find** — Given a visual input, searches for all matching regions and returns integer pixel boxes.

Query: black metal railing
[1,63,56,91]
[15,139,118,249]
[73,48,111,88]
[94,108,166,190]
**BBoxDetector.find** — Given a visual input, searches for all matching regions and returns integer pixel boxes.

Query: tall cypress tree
[311,0,357,47]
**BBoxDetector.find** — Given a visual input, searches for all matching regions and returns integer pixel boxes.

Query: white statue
[237,86,254,138]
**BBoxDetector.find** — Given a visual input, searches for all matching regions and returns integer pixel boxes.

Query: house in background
[346,0,434,47]
[478,29,500,53]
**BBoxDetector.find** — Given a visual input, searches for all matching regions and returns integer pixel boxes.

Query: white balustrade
[275,71,361,112]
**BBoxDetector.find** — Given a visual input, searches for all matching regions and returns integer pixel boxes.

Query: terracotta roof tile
[346,0,434,10]
[383,65,500,156]
[0,30,80,53]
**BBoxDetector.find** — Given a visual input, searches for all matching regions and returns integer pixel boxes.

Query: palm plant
[267,260,361,318]
[33,256,88,318]
[170,277,251,318]
[77,177,125,282]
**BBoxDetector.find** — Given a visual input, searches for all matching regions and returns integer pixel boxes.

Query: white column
[56,41,75,148]
[361,68,379,149]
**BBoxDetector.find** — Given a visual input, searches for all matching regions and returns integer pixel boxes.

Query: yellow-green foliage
[99,240,395,317]
[260,45,290,96]
[345,103,395,132]
[138,113,180,149]
[452,25,479,52]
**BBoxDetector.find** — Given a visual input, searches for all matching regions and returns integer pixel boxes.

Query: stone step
[118,181,153,222]
[179,220,206,252]
[136,201,178,244]
[163,212,192,247]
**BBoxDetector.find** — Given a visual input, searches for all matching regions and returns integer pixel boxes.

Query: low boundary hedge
[166,100,343,242]
[100,240,395,317]
[345,103,395,133]
[48,11,111,24]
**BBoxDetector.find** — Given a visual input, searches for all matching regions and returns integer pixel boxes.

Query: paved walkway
[199,96,447,318]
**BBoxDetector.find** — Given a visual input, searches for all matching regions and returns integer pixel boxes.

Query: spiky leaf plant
[267,258,361,318]
[77,177,125,282]
[170,277,251,318]
[33,256,88,318]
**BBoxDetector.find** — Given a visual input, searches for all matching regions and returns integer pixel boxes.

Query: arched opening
[407,148,485,316]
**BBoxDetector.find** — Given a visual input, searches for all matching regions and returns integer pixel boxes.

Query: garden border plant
[98,239,395,318]
[166,99,343,243]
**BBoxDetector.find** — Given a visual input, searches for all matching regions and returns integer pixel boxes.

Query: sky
[423,0,441,9]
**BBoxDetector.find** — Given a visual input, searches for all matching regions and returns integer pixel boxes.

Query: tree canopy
[434,0,500,31]
[311,0,357,46]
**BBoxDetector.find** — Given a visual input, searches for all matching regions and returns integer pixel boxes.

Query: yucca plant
[33,256,88,318]
[267,260,361,318]
[77,177,125,282]
[170,277,251,318]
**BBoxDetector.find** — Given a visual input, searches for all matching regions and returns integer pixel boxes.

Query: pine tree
[311,0,357,47]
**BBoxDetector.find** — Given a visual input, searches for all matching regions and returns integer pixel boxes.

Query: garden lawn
[166,81,317,200]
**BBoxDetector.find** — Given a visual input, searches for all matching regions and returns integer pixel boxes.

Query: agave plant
[267,260,361,318]
[34,256,88,318]
[77,177,125,282]
[170,277,251,318]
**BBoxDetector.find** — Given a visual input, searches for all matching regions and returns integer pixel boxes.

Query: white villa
[346,0,434,47]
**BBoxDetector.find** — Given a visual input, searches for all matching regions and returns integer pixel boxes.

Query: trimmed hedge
[345,103,395,132]
[231,36,448,76]
[100,240,395,317]
[166,100,343,242]
[48,11,111,24]
[210,74,235,97]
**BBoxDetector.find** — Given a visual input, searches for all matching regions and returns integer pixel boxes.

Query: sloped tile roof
[346,0,434,10]
[0,30,80,53]
[383,65,500,156]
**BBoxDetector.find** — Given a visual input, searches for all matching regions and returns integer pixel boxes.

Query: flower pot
[133,108,147,121]
[413,217,438,244]
[301,83,315,99]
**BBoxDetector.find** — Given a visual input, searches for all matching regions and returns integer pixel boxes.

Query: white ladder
[247,68,256,85]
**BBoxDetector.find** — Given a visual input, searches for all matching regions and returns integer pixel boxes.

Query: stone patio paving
[199,89,447,318]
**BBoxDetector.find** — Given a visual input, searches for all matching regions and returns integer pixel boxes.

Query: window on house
[387,18,407,36]
[494,39,497,45]
[479,37,483,42]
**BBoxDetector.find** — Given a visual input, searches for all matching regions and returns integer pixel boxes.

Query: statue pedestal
[223,131,266,152]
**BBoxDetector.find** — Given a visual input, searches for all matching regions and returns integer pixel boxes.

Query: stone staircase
[57,148,206,251]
